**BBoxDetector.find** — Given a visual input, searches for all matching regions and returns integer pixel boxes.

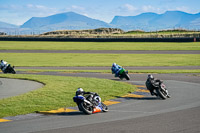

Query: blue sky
[0,0,200,25]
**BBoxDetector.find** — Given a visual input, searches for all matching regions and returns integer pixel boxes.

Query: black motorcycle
[156,82,170,99]
[1,64,16,74]
[146,80,170,100]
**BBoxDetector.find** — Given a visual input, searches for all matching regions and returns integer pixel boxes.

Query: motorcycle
[118,68,130,80]
[73,94,108,115]
[146,81,170,100]
[1,64,16,74]
[155,82,170,99]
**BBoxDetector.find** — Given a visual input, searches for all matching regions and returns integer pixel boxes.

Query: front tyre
[101,103,108,112]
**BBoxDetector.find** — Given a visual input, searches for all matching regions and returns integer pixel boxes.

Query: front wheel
[101,103,108,112]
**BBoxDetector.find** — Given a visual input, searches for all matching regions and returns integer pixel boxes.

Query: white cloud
[61,5,86,13]
[71,5,85,11]
[175,6,190,13]
[124,4,137,12]
[142,5,161,13]
[25,4,56,13]
[26,4,34,8]
[0,4,59,25]
[115,4,163,17]
[119,4,137,12]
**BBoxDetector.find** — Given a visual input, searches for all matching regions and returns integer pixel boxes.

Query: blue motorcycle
[73,94,108,115]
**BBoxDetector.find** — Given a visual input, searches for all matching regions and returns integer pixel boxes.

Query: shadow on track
[116,96,159,100]
[35,110,84,116]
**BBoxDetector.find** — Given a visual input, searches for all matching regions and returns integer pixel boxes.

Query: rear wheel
[10,67,16,74]
[123,71,130,80]
[79,102,93,115]
[6,65,16,74]
[156,87,167,100]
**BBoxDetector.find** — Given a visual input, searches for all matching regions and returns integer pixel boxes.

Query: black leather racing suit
[146,78,162,95]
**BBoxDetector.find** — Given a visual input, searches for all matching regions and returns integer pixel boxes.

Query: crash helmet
[77,88,83,93]
[112,63,117,67]
[148,74,154,79]
[94,96,101,103]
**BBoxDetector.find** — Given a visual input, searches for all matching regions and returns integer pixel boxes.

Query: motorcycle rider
[145,74,162,96]
[0,60,8,73]
[111,63,122,77]
[75,88,100,105]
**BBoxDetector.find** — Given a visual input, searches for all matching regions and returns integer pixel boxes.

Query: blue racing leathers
[111,64,122,77]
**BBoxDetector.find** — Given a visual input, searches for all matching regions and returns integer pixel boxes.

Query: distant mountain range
[20,12,110,30]
[0,11,200,34]
[0,21,19,29]
[111,11,200,31]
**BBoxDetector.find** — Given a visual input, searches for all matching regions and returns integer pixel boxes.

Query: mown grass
[0,74,136,118]
[16,69,200,74]
[0,41,200,50]
[1,53,200,67]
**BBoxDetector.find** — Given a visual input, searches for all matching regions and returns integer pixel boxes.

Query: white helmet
[94,96,101,103]
[77,88,83,92]
[148,74,154,79]
[112,63,116,67]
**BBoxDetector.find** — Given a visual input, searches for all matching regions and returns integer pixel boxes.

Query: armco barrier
[0,37,199,42]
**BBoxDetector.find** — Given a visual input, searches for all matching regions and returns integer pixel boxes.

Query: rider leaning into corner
[0,60,9,73]
[145,74,163,96]
[75,88,100,105]
[111,63,122,77]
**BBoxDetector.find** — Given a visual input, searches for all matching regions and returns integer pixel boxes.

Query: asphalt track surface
[0,50,200,133]
[0,78,43,99]
[1,72,200,133]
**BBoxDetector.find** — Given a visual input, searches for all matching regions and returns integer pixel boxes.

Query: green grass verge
[0,74,136,118]
[0,41,200,50]
[16,69,200,74]
[1,53,200,66]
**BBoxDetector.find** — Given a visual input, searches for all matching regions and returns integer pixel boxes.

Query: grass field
[1,53,200,67]
[0,41,200,50]
[0,74,136,118]
[16,69,200,74]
